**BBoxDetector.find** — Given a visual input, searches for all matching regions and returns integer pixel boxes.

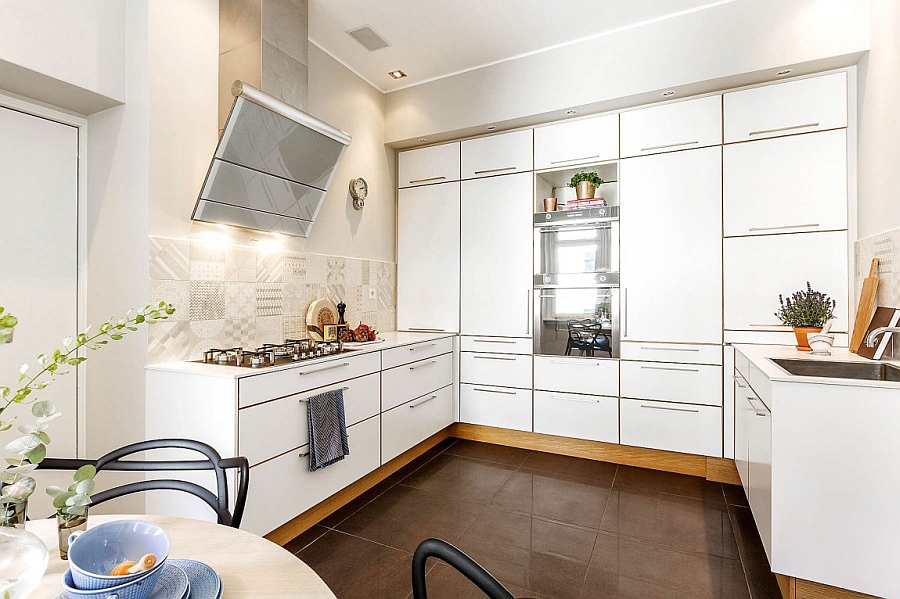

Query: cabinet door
[723,231,849,333]
[748,394,773,561]
[533,114,618,170]
[733,373,752,489]
[461,173,533,336]
[397,183,460,332]
[398,142,460,188]
[724,129,847,237]
[620,95,722,157]
[461,129,533,179]
[620,147,722,344]
[724,72,847,143]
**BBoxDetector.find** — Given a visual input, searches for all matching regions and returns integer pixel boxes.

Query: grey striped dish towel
[306,388,350,471]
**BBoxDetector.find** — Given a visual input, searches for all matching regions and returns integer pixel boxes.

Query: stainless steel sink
[771,358,900,382]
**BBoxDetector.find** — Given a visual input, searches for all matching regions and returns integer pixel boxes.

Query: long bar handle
[746,395,767,417]
[526,289,532,336]
[409,176,447,184]
[550,359,599,366]
[298,362,349,375]
[408,328,446,332]
[409,343,437,351]
[472,339,516,344]
[640,346,699,352]
[640,140,699,152]
[748,122,819,137]
[550,394,601,404]
[640,404,700,414]
[640,365,700,373]
[298,386,350,403]
[472,355,518,362]
[748,223,819,232]
[551,155,600,165]
[622,288,628,338]
[732,375,748,389]
[472,387,517,395]
[409,360,437,370]
[409,395,438,408]
[474,166,516,175]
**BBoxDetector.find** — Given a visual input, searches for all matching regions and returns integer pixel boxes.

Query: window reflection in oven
[534,287,619,358]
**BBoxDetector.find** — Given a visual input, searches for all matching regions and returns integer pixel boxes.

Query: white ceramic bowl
[67,520,169,590]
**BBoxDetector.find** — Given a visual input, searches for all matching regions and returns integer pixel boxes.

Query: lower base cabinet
[382,384,454,463]
[620,397,722,457]
[459,383,532,431]
[533,391,618,443]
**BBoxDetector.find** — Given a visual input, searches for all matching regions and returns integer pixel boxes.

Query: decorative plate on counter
[306,298,338,342]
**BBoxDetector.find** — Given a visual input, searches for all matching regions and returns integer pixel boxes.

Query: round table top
[24,515,336,599]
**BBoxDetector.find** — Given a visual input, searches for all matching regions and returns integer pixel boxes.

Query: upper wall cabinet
[398,142,460,188]
[724,72,847,143]
[534,114,618,170]
[620,95,722,158]
[461,129,533,179]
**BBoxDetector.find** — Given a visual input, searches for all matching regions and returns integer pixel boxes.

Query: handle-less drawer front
[620,398,722,457]
[533,356,618,396]
[382,352,453,411]
[382,337,454,370]
[459,384,532,432]
[239,351,381,408]
[620,341,722,365]
[238,372,380,467]
[459,336,532,355]
[620,361,722,407]
[382,385,454,463]
[460,352,532,389]
[533,391,618,443]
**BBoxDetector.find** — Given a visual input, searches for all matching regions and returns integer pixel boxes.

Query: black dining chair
[565,319,612,358]
[37,438,249,528]
[412,538,517,599]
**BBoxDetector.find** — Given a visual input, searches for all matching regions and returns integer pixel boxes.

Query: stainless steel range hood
[192,81,351,237]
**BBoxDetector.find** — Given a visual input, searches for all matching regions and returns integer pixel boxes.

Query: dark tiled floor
[289,440,781,599]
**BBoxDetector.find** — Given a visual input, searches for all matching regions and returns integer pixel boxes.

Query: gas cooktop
[194,339,352,368]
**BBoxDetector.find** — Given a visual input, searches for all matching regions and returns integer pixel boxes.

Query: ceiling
[309,0,737,93]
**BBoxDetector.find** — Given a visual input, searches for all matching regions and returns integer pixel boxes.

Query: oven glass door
[534,287,619,358]
[535,221,619,276]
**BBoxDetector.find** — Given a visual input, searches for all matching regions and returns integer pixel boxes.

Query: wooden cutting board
[850,258,880,353]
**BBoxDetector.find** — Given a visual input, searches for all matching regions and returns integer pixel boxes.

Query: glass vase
[57,508,89,560]
[0,527,50,599]
[0,499,27,529]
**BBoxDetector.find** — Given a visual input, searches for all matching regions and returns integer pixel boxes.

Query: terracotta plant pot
[793,326,822,352]
[575,181,596,200]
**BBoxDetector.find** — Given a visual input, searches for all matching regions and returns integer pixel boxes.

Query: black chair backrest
[412,538,515,599]
[38,438,249,528]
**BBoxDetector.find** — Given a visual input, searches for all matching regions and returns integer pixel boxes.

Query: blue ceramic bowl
[67,520,169,590]
[62,565,165,599]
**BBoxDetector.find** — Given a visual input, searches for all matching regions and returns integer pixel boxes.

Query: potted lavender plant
[774,283,836,351]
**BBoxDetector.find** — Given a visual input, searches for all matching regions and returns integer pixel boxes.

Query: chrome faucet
[864,326,900,348]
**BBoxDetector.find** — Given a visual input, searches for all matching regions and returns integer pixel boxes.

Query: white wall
[384,0,870,145]
[856,0,900,239]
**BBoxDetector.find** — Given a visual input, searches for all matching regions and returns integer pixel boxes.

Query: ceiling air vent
[347,26,391,51]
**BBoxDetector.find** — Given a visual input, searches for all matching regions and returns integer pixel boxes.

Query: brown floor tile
[400,453,519,504]
[722,484,750,508]
[521,451,617,485]
[318,478,397,528]
[445,439,533,467]
[386,438,457,484]
[490,470,611,530]
[726,505,781,599]
[334,483,485,553]
[298,529,413,599]
[414,563,535,599]
[613,465,726,504]
[284,524,330,554]
[601,487,739,559]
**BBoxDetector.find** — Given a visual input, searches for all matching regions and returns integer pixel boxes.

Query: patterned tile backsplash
[148,236,397,364]
[855,228,900,359]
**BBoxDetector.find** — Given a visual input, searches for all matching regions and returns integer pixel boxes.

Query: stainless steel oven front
[533,281,619,358]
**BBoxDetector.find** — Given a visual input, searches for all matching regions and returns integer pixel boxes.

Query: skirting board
[777,574,879,599]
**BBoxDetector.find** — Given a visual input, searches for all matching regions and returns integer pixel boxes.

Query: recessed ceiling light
[565,109,578,115]
[661,90,677,97]
[485,125,497,131]
[418,138,429,143]
[388,70,407,79]
[775,69,793,77]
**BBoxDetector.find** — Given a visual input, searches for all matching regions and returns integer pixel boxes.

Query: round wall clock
[350,177,368,210]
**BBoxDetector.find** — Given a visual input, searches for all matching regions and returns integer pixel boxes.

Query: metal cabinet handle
[551,155,600,165]
[640,404,700,414]
[640,365,700,373]
[409,343,437,351]
[409,360,437,370]
[472,355,518,361]
[299,362,349,375]
[408,328,446,332]
[748,223,819,232]
[746,394,768,417]
[749,323,788,328]
[640,346,699,352]
[622,288,628,338]
[472,339,516,344]
[748,122,819,136]
[474,166,516,175]
[550,359,598,366]
[526,289,532,336]
[409,395,437,408]
[472,387,517,395]
[550,394,601,404]
[640,140,699,152]
[299,451,310,457]
[409,176,446,184]
[732,375,748,388]
[299,386,350,402]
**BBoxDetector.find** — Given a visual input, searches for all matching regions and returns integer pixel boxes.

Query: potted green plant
[774,282,836,351]
[568,171,604,200]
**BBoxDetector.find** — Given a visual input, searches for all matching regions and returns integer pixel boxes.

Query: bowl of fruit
[340,323,381,346]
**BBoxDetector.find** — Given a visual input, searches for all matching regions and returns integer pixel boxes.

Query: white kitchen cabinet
[620,341,722,366]
[381,336,454,370]
[459,352,532,389]
[459,336,532,354]
[381,384,454,462]
[381,352,453,411]
[733,370,752,487]
[723,230,849,333]
[459,384,532,432]
[620,95,722,157]
[533,114,619,170]
[620,146,723,345]
[748,391,772,561]
[533,391,618,443]
[398,142,460,187]
[724,72,847,143]
[461,129,533,179]
[724,129,848,237]
[620,398,722,457]
[532,356,618,397]
[620,361,722,407]
[460,172,533,337]
[397,183,460,333]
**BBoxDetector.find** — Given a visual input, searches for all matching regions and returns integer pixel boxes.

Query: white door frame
[0,90,89,458]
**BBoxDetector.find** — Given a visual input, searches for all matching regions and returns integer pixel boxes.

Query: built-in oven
[533,207,620,358]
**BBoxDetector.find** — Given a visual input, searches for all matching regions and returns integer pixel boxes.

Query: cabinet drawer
[620,342,722,366]
[461,130,533,179]
[382,337,454,370]
[620,95,722,157]
[460,336,532,355]
[621,361,722,407]
[241,415,381,535]
[724,129,847,237]
[239,351,380,408]
[459,384,532,431]
[382,385,454,463]
[533,355,618,396]
[238,372,380,466]
[724,72,847,143]
[620,398,722,457]
[534,114,618,170]
[382,352,453,411]
[460,352,531,389]
[735,350,750,380]
[533,391,618,443]
[399,142,461,187]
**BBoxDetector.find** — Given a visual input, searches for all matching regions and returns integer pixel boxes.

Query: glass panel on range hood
[193,200,313,237]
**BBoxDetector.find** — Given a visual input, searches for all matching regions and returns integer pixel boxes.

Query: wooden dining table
[25,515,336,599]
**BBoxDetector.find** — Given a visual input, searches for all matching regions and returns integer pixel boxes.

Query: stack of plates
[58,560,222,599]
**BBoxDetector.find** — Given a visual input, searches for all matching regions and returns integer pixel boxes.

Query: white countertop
[145,331,454,379]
